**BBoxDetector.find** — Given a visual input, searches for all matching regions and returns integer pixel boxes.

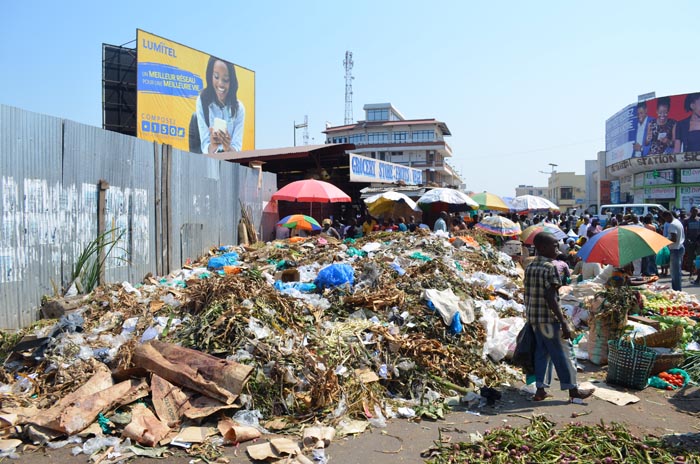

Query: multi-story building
[547,172,586,211]
[604,92,700,211]
[323,103,462,187]
[515,185,548,198]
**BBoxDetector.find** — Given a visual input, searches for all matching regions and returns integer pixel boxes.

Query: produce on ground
[421,415,697,464]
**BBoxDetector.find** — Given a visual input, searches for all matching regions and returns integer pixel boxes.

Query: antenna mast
[344,51,354,125]
[303,115,309,145]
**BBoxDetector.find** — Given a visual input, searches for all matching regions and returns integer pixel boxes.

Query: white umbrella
[416,188,479,211]
[511,195,559,212]
[364,191,418,215]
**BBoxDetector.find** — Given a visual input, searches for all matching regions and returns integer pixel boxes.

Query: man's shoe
[569,388,594,400]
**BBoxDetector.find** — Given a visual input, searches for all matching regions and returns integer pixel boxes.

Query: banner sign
[605,92,700,166]
[681,168,700,183]
[644,187,676,199]
[608,152,700,177]
[644,169,674,185]
[680,186,700,211]
[349,153,423,184]
[136,30,255,153]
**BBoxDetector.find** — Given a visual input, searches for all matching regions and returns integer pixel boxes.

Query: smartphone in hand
[213,117,227,133]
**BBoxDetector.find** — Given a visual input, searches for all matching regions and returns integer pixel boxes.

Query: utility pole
[538,163,558,203]
[344,51,354,125]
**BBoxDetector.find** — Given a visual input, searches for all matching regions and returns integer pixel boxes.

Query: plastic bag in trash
[274,280,317,293]
[314,264,354,289]
[449,312,463,334]
[207,252,240,270]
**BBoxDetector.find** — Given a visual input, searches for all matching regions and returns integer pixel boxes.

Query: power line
[466,138,601,161]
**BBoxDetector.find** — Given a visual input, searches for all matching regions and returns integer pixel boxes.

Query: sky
[2,0,700,198]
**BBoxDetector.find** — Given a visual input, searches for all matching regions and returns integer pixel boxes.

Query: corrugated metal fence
[0,105,276,330]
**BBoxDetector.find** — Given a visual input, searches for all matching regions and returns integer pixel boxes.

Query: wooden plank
[97,179,109,285]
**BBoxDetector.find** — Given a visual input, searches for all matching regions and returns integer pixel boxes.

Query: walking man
[525,232,593,402]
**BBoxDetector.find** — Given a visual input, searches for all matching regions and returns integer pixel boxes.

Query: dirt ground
[15,274,700,463]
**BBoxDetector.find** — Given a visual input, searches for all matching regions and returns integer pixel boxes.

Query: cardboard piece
[595,385,640,406]
[57,378,149,435]
[247,442,277,461]
[173,426,217,444]
[218,417,261,445]
[27,365,113,428]
[133,341,253,404]
[302,425,335,448]
[354,368,379,384]
[271,437,301,456]
[122,403,171,447]
[0,439,22,453]
[151,375,189,428]
[151,375,237,425]
[185,394,238,419]
[29,367,148,435]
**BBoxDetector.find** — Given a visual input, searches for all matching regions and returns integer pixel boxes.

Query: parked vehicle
[597,203,667,227]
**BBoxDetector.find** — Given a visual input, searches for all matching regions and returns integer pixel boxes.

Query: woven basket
[606,338,657,390]
[649,352,686,376]
[637,326,683,348]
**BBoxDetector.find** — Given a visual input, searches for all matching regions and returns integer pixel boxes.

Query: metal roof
[207,143,356,164]
[324,119,451,136]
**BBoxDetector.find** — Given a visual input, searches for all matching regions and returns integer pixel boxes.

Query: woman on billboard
[647,97,676,155]
[674,93,700,153]
[195,56,245,154]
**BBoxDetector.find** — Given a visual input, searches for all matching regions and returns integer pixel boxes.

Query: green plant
[71,227,126,294]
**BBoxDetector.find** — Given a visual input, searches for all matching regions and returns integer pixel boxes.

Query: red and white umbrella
[271,179,351,203]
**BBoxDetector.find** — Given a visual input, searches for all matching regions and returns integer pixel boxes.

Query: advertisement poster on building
[136,30,256,153]
[610,180,621,204]
[680,187,700,211]
[605,92,700,166]
[681,168,700,183]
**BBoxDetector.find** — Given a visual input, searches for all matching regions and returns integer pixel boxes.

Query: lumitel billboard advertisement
[606,92,700,167]
[136,30,255,153]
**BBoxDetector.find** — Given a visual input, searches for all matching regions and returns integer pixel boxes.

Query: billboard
[136,30,255,153]
[605,92,700,166]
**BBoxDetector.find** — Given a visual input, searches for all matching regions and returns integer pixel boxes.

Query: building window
[560,187,573,200]
[412,130,435,142]
[349,134,365,145]
[367,109,389,121]
[331,136,347,144]
[393,131,408,142]
[367,132,388,144]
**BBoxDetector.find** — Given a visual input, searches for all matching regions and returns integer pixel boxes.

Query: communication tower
[344,51,354,125]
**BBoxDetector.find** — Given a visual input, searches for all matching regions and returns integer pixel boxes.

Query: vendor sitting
[608,263,634,288]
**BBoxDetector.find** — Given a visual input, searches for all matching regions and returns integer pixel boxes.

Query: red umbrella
[271,179,351,203]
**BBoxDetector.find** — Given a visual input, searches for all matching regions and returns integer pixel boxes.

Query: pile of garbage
[0,229,528,462]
